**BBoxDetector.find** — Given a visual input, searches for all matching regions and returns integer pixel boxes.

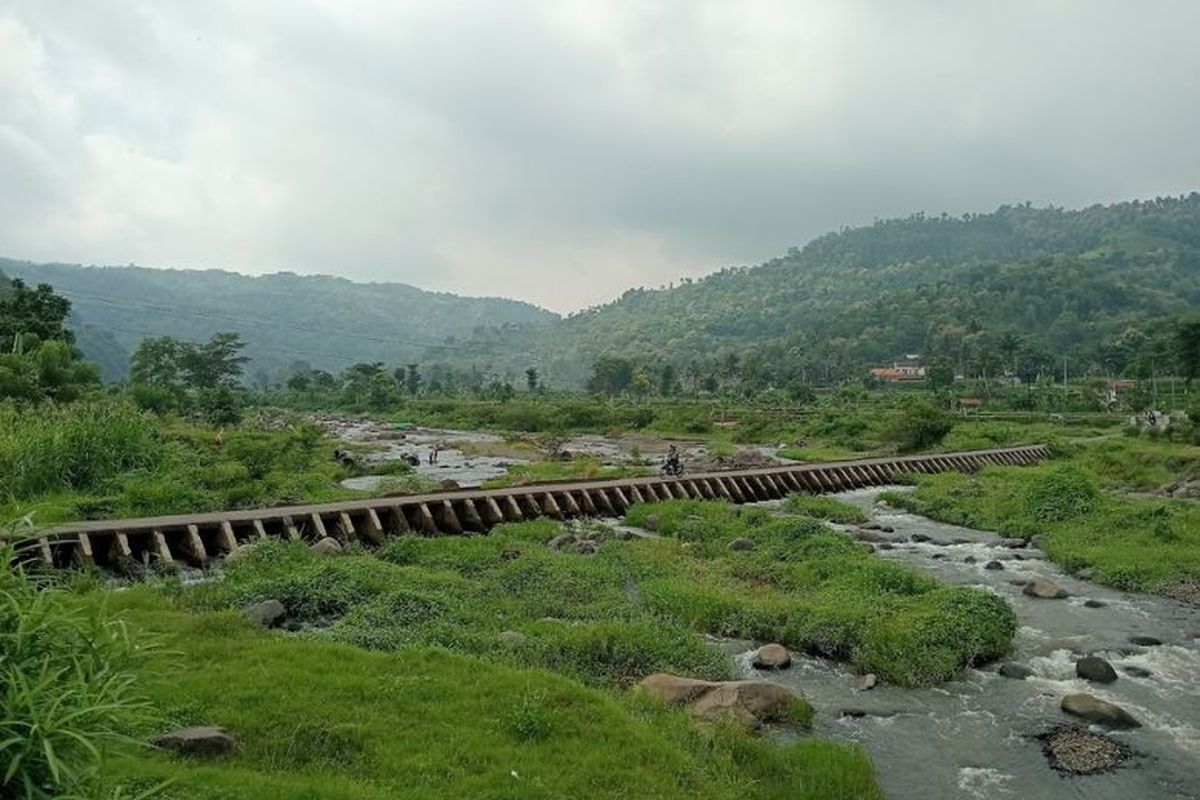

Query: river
[728,487,1200,799]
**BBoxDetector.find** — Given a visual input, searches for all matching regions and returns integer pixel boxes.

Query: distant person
[663,444,683,477]
[428,444,439,465]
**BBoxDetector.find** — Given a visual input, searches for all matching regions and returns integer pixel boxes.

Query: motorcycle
[660,457,686,478]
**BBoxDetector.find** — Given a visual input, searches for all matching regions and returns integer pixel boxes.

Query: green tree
[1178,317,1200,386]
[586,356,634,396]
[925,359,955,391]
[0,278,73,352]
[405,363,423,395]
[525,366,539,393]
[184,332,248,388]
[130,336,188,393]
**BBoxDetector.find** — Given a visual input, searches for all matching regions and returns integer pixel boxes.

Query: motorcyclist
[663,444,683,476]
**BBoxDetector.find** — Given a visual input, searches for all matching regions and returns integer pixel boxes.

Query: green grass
[884,452,1200,593]
[483,458,653,488]
[90,588,880,800]
[783,496,869,525]
[621,501,1016,685]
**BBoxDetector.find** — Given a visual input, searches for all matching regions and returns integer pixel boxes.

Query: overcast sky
[3,1,1199,312]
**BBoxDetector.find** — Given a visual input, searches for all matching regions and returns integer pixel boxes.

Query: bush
[0,553,154,798]
[887,402,955,453]
[1021,465,1098,523]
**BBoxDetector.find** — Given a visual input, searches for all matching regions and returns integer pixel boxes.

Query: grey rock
[1023,577,1067,599]
[1061,693,1140,729]
[571,540,599,556]
[910,533,932,543]
[244,599,286,628]
[859,673,878,690]
[963,555,977,564]
[984,560,1005,571]
[152,726,236,757]
[752,643,792,670]
[1075,656,1118,684]
[1129,635,1162,647]
[998,663,1033,680]
[1123,666,1153,678]
[998,538,1028,549]
[546,533,577,551]
[728,538,757,552]
[498,630,527,648]
[310,537,342,555]
[1075,568,1097,581]
[860,522,883,531]
[1083,599,1107,608]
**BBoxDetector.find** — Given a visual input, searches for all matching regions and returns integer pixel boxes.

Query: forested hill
[448,196,1200,387]
[0,260,558,382]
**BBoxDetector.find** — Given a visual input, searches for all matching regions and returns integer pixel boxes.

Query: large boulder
[1075,656,1118,684]
[998,663,1033,680]
[1061,694,1140,729]
[752,643,791,670]
[1023,577,1067,599]
[152,726,236,757]
[244,599,286,628]
[310,537,343,555]
[636,673,796,727]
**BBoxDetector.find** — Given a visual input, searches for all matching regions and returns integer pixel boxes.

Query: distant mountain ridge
[446,195,1200,386]
[0,259,559,381]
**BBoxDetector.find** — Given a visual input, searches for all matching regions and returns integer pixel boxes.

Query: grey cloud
[2,0,1199,311]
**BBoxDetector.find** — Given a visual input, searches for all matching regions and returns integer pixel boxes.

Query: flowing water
[728,488,1200,799]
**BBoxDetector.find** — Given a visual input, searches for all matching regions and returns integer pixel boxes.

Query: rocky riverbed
[731,487,1200,799]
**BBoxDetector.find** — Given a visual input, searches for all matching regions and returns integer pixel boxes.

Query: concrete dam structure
[14,445,1050,571]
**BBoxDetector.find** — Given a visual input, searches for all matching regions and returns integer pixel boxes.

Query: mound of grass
[94,588,880,800]
[783,495,869,524]
[483,458,651,488]
[888,456,1200,594]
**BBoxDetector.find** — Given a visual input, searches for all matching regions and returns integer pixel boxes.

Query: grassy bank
[0,401,434,526]
[883,440,1200,595]
[89,587,879,800]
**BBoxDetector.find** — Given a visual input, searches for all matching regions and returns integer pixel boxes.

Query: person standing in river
[428,443,439,465]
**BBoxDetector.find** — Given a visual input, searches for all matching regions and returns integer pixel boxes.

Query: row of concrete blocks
[17,445,1050,572]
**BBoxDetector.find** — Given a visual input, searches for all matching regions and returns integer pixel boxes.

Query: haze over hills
[6,194,1200,388]
[0,259,560,382]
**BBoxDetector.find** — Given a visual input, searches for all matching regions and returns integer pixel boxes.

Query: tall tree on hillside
[131,337,189,393]
[586,356,634,396]
[184,332,248,388]
[405,363,423,395]
[0,278,73,352]
[1178,317,1200,386]
[525,366,539,393]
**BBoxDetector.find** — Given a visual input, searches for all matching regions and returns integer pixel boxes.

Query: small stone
[498,630,527,648]
[752,643,791,670]
[880,526,895,533]
[1075,656,1118,684]
[1124,666,1153,678]
[998,663,1033,680]
[876,542,894,550]
[1023,577,1067,599]
[224,544,256,564]
[243,599,286,628]
[1129,635,1162,647]
[931,553,947,560]
[963,556,977,564]
[998,538,1028,549]
[1061,693,1140,729]
[310,537,342,555]
[572,540,598,556]
[1083,599,1107,609]
[859,673,878,690]
[1075,568,1096,581]
[861,522,883,531]
[911,533,932,543]
[728,538,756,552]
[152,726,236,757]
[984,560,1004,571]
[546,533,577,551]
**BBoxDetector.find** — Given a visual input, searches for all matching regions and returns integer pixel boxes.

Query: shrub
[887,402,955,453]
[0,552,155,798]
[1021,465,1098,523]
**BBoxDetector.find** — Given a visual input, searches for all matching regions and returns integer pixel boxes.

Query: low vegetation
[1,552,156,799]
[89,587,880,800]
[884,443,1200,594]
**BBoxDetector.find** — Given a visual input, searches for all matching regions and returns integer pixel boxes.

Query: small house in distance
[869,355,926,382]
